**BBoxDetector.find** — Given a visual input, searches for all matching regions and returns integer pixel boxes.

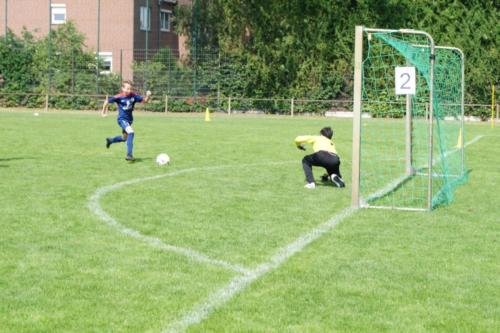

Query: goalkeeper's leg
[302,154,316,184]
[324,153,341,179]
[322,153,344,187]
[302,151,343,187]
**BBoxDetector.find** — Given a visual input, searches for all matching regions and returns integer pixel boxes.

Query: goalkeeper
[295,126,345,189]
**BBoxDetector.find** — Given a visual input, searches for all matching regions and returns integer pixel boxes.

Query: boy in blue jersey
[101,80,151,161]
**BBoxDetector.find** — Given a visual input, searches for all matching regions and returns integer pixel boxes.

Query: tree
[174,0,498,111]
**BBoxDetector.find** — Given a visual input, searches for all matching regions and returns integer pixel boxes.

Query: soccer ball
[156,153,170,166]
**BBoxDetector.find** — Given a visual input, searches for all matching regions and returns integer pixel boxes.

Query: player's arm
[102,96,117,117]
[143,90,152,103]
[101,99,109,117]
[294,135,316,150]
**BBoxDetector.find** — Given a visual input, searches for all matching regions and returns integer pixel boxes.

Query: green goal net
[352,27,466,211]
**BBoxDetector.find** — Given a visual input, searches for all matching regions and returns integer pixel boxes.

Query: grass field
[1,109,499,333]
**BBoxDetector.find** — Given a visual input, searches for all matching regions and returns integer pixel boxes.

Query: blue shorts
[117,118,134,134]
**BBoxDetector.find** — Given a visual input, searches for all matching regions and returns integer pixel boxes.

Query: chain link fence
[0,41,497,117]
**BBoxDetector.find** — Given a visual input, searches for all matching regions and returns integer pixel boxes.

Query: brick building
[0,0,191,80]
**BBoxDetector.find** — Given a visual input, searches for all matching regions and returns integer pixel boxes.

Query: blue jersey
[108,93,144,122]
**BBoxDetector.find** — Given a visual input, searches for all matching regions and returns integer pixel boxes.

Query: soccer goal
[351,26,466,211]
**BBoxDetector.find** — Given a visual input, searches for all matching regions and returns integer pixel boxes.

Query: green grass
[0,110,498,332]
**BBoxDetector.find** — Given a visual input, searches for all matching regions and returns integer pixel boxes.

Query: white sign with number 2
[395,67,416,95]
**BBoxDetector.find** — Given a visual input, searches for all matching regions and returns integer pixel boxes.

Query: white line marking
[463,134,484,146]
[163,207,356,333]
[164,135,484,333]
[88,161,295,274]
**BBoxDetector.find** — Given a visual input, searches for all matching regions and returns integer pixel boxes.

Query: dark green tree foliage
[132,48,203,112]
[0,30,38,106]
[0,22,121,109]
[175,0,498,106]
[35,22,122,109]
[409,0,499,112]
[0,1,497,113]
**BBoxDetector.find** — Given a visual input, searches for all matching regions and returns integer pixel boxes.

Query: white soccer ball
[156,153,170,166]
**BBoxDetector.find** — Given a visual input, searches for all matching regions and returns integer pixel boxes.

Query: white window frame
[51,4,67,25]
[140,6,151,31]
[160,10,172,32]
[98,52,113,75]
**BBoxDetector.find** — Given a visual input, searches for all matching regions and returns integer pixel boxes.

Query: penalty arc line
[162,207,355,333]
[88,161,296,275]
[163,134,484,333]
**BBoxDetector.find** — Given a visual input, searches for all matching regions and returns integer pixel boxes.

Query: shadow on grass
[128,157,152,163]
[309,177,347,189]
[0,157,32,162]
[0,157,34,168]
[315,182,346,189]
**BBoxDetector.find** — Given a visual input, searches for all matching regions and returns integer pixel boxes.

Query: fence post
[164,95,168,113]
[167,51,171,94]
[71,49,75,94]
[217,51,221,110]
[228,96,231,115]
[291,98,294,117]
[496,103,499,122]
[47,0,52,108]
[491,84,495,128]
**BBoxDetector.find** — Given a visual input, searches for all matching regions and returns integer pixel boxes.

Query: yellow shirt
[295,135,337,154]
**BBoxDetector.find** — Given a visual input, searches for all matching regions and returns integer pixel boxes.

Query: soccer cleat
[331,174,345,188]
[321,174,330,182]
[106,137,112,149]
[304,182,316,189]
[125,155,135,162]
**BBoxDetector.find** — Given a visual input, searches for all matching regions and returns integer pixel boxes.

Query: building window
[140,6,151,31]
[98,52,112,74]
[160,10,171,32]
[51,4,66,25]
